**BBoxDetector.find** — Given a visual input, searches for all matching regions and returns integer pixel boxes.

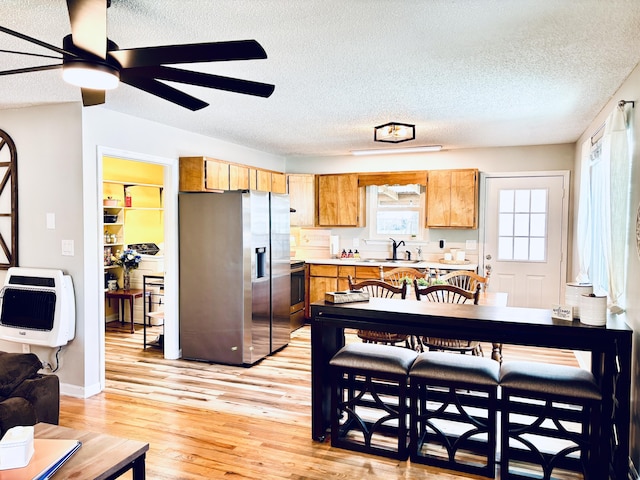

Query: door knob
[485,254,492,260]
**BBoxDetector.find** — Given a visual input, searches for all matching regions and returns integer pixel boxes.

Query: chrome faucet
[390,238,405,261]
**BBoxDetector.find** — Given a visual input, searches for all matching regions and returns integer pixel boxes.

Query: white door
[481,173,568,308]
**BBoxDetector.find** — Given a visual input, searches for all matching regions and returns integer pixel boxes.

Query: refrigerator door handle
[255,247,267,278]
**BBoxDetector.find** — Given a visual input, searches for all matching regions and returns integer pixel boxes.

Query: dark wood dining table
[310,297,632,480]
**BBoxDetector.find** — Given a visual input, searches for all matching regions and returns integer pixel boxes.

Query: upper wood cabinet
[179,156,228,192]
[426,169,478,229]
[287,174,315,226]
[271,172,287,194]
[180,157,285,193]
[316,173,365,227]
[229,164,250,190]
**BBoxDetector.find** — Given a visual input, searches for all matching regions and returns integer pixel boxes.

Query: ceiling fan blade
[0,26,73,57]
[0,48,61,60]
[120,73,208,111]
[137,66,275,98]
[110,40,268,69]
[66,0,107,58]
[81,88,105,106]
[0,64,61,76]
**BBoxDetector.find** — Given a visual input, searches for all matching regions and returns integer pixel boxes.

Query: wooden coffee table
[34,423,149,479]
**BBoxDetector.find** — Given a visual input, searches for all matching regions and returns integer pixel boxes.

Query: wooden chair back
[412,282,482,355]
[413,282,480,304]
[348,276,407,299]
[348,275,408,346]
[381,267,429,287]
[439,270,490,292]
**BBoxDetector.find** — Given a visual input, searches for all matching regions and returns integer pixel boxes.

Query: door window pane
[515,190,530,211]
[530,238,545,261]
[530,213,546,237]
[499,190,514,212]
[513,237,529,260]
[514,213,530,236]
[531,189,547,212]
[499,213,513,236]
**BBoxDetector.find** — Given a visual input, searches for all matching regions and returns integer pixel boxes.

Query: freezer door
[270,193,291,352]
[249,191,272,362]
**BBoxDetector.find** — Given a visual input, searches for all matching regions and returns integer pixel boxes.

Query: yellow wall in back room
[103,156,164,247]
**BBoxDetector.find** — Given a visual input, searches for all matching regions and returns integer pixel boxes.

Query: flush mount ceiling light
[374,122,415,143]
[351,145,442,156]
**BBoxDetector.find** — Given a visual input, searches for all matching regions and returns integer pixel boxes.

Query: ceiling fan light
[63,62,120,90]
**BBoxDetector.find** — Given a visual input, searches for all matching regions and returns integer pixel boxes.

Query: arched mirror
[0,129,18,268]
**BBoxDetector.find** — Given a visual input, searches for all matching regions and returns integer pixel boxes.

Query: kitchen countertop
[302,258,478,270]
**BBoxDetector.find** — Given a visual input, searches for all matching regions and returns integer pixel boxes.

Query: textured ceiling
[1,0,640,159]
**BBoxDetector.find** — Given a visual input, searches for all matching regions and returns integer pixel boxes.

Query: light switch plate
[465,240,477,251]
[61,239,74,256]
[46,213,55,230]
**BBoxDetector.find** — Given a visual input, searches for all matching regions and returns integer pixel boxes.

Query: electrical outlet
[466,240,477,251]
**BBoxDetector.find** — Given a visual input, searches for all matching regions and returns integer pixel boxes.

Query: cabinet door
[271,173,287,194]
[309,276,338,304]
[316,174,361,226]
[256,169,272,192]
[450,169,477,228]
[426,170,452,227]
[204,160,230,190]
[229,164,249,190]
[287,174,315,226]
[426,169,478,228]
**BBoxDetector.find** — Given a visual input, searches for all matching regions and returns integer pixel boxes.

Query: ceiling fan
[0,0,275,110]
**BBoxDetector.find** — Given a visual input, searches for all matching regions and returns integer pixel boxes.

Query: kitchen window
[367,184,425,240]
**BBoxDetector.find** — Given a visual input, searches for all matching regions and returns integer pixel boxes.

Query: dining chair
[413,281,483,355]
[439,270,490,292]
[348,275,409,346]
[380,267,429,286]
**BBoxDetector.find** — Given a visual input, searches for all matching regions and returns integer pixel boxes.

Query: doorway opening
[97,147,179,392]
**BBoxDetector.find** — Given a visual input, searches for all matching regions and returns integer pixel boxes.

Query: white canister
[444,252,453,261]
[456,250,466,262]
[579,294,607,326]
[565,283,593,318]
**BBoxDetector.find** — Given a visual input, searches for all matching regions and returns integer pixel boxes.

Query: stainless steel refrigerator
[178,190,291,365]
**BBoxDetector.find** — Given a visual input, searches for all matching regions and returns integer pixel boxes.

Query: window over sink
[367,184,425,240]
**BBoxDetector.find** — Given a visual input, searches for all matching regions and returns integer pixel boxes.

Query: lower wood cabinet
[305,263,382,318]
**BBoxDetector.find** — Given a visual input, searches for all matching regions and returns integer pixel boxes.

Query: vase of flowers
[112,249,141,291]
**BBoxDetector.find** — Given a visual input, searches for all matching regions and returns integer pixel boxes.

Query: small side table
[105,289,145,333]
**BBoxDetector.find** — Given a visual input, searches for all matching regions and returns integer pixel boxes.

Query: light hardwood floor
[59,322,581,479]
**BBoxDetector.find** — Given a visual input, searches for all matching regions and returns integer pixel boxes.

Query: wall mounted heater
[0,267,75,347]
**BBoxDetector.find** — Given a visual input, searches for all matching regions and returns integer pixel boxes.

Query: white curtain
[576,105,631,312]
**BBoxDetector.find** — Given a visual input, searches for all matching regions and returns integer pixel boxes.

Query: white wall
[286,143,575,174]
[0,103,86,393]
[572,62,640,466]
